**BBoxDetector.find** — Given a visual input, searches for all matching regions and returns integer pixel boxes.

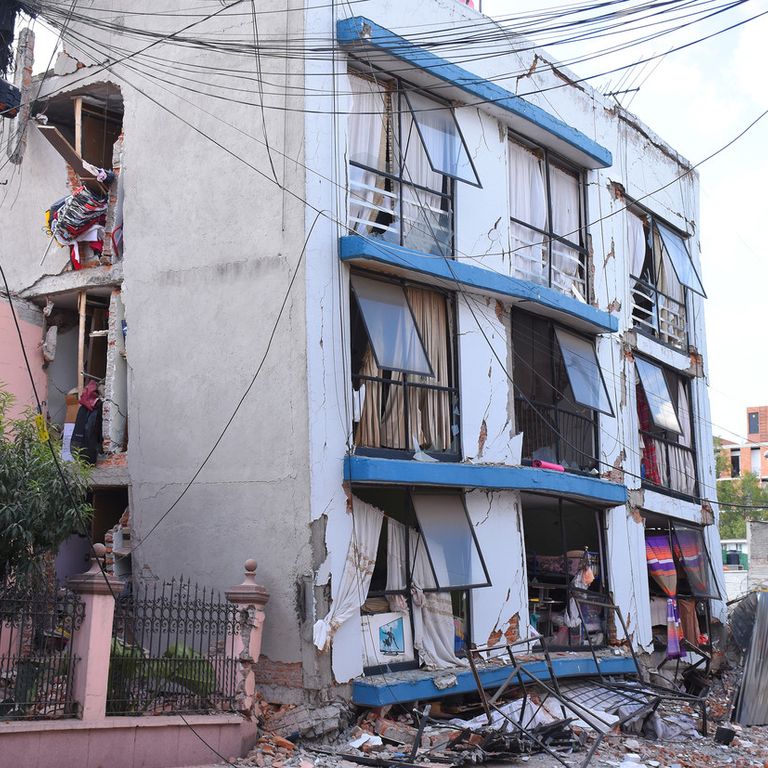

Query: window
[351,273,459,457]
[644,514,720,655]
[508,136,588,299]
[635,358,697,497]
[522,495,608,649]
[629,207,704,350]
[347,73,479,258]
[748,412,760,434]
[731,450,741,478]
[512,312,611,472]
[356,488,488,671]
[751,447,761,476]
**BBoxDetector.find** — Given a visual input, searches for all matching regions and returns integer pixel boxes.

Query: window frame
[507,132,590,302]
[748,412,760,434]
[627,201,701,351]
[349,269,462,461]
[347,66,464,258]
[511,310,604,473]
[635,356,699,500]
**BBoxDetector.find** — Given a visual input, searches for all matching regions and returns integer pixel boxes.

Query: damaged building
[0,0,727,714]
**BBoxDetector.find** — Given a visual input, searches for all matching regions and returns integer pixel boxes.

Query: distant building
[718,407,768,482]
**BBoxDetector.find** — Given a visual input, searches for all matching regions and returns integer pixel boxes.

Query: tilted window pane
[412,493,490,589]
[554,328,613,416]
[404,91,480,187]
[351,274,433,376]
[656,222,706,298]
[635,358,682,434]
[671,523,720,599]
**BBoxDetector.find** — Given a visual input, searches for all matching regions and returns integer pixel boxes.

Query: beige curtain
[668,381,697,495]
[356,289,451,452]
[386,518,409,613]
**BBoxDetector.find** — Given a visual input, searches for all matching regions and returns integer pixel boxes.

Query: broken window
[508,136,588,300]
[644,514,720,659]
[354,487,486,672]
[512,311,606,472]
[347,72,479,257]
[40,287,127,462]
[629,207,702,350]
[522,495,608,649]
[36,85,124,268]
[351,272,459,457]
[635,358,697,498]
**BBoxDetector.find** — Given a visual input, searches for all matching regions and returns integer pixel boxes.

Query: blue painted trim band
[337,16,612,170]
[352,656,637,706]
[340,235,618,335]
[345,455,628,505]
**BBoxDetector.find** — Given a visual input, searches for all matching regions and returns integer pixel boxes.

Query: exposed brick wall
[252,656,304,690]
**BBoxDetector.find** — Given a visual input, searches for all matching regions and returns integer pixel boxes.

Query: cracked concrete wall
[0,1,313,679]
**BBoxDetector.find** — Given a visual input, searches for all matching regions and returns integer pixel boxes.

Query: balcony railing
[353,372,460,457]
[510,220,588,300]
[515,397,598,472]
[630,276,687,350]
[349,163,453,258]
[640,430,698,498]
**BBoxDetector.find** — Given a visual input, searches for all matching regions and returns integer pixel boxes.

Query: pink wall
[0,300,47,419]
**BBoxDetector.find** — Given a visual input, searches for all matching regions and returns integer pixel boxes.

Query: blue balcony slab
[352,654,638,706]
[340,235,618,335]
[337,16,612,170]
[345,455,628,506]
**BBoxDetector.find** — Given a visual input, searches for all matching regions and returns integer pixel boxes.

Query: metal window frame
[350,271,434,377]
[410,489,492,591]
[511,310,602,470]
[350,268,463,460]
[402,89,482,188]
[347,66,457,259]
[507,132,590,301]
[670,520,723,600]
[634,356,683,435]
[553,326,615,417]
[656,221,706,298]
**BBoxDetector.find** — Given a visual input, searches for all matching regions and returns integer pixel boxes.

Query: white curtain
[348,76,391,235]
[400,111,447,256]
[313,501,384,651]
[386,518,409,613]
[628,211,647,278]
[549,164,582,294]
[669,381,697,495]
[509,141,548,284]
[409,529,467,669]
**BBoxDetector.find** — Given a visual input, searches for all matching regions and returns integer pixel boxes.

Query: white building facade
[0,0,726,705]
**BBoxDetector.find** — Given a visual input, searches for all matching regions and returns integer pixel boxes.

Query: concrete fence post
[67,543,123,720]
[225,559,270,718]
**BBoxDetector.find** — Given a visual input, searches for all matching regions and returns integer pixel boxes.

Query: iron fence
[0,580,84,720]
[107,577,239,716]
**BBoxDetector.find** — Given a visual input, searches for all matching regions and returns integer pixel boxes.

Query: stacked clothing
[45,186,108,269]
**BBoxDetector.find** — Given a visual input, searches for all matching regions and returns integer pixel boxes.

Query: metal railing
[349,163,453,258]
[0,581,84,720]
[107,578,239,716]
[630,276,687,350]
[515,397,598,472]
[353,373,460,456]
[640,430,698,498]
[510,218,588,300]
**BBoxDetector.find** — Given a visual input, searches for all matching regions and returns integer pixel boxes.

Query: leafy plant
[0,388,92,574]
[162,642,216,699]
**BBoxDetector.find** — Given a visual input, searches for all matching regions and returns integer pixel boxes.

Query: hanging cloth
[409,529,467,670]
[385,518,408,613]
[313,500,383,652]
[645,535,684,659]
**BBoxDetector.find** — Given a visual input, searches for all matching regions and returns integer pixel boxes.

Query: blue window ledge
[340,235,618,335]
[353,655,638,706]
[337,16,612,170]
[345,455,628,506]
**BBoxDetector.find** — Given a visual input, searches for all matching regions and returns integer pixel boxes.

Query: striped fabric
[673,528,711,597]
[645,535,684,659]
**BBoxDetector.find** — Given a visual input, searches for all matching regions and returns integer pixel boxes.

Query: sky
[16,0,768,443]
